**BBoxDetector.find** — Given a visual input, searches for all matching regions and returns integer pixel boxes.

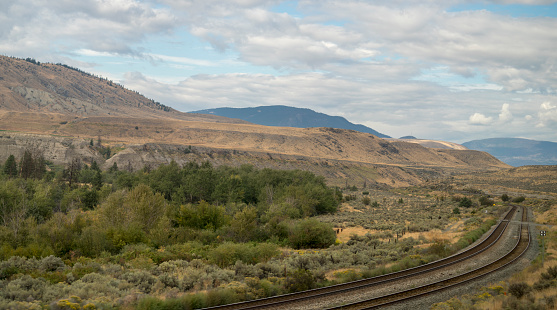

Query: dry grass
[334,226,376,243]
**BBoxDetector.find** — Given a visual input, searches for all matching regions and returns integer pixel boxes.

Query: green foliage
[479,196,494,206]
[18,149,46,180]
[229,206,259,242]
[286,269,315,292]
[208,242,279,268]
[458,197,473,208]
[512,196,526,203]
[452,207,460,215]
[453,219,496,251]
[288,218,336,249]
[173,201,227,231]
[3,155,18,177]
[501,193,510,202]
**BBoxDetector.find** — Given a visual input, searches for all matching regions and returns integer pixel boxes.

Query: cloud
[2,0,557,143]
[499,103,513,122]
[469,113,494,125]
[0,0,177,58]
[538,101,557,127]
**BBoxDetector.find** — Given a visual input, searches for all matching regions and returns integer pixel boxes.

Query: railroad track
[326,205,530,309]
[204,206,521,310]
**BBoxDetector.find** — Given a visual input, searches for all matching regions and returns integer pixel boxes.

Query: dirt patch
[334,226,376,243]
[401,228,461,244]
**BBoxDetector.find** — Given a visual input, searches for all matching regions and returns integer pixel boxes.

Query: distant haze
[463,138,557,167]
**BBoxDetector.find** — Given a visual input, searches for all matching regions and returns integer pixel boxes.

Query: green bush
[287,219,336,249]
[285,269,315,292]
[512,196,526,203]
[458,197,473,208]
[479,196,494,206]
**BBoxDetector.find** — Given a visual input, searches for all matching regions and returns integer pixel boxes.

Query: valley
[0,56,555,310]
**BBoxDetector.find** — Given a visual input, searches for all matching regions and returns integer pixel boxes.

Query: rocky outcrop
[0,132,103,166]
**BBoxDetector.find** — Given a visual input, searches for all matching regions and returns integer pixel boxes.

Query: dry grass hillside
[0,56,246,124]
[0,55,512,187]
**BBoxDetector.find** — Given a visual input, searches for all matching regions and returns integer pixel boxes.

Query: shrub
[458,197,473,208]
[509,282,530,299]
[1,275,48,301]
[541,266,557,281]
[512,196,526,203]
[362,197,371,206]
[501,194,510,202]
[121,270,156,293]
[39,256,66,272]
[288,219,336,249]
[285,269,315,292]
[479,196,494,206]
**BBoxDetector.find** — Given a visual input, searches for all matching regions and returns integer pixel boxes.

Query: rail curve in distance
[203,206,520,310]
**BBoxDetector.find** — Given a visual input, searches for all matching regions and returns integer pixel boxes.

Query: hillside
[0,56,511,187]
[386,138,468,150]
[463,138,557,166]
[191,105,391,138]
[0,56,246,124]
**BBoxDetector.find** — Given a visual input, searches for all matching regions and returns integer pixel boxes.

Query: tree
[174,201,227,231]
[18,148,46,179]
[92,170,103,190]
[66,158,81,188]
[230,206,259,242]
[19,150,34,179]
[90,160,100,172]
[3,155,18,177]
[0,180,29,245]
[458,197,473,208]
[288,218,336,249]
[109,162,118,173]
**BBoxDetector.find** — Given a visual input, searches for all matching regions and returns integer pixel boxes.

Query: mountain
[0,55,510,187]
[191,105,391,138]
[0,55,246,124]
[463,138,557,166]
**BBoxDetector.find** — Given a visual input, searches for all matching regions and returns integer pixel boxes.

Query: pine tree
[3,155,18,177]
[19,150,34,179]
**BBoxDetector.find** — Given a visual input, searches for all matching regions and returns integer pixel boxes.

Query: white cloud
[2,0,557,143]
[0,0,177,58]
[499,103,513,122]
[469,113,494,125]
[538,101,557,127]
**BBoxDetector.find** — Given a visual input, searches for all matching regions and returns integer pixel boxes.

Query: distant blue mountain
[463,138,557,167]
[191,105,390,138]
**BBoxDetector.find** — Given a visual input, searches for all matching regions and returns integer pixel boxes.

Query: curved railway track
[326,205,530,309]
[204,206,522,310]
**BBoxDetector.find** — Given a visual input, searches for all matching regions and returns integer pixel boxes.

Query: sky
[1,0,557,143]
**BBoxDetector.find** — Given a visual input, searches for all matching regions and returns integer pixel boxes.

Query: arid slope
[0,56,511,186]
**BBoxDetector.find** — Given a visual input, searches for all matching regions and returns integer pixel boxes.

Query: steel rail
[325,206,530,309]
[202,206,518,310]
